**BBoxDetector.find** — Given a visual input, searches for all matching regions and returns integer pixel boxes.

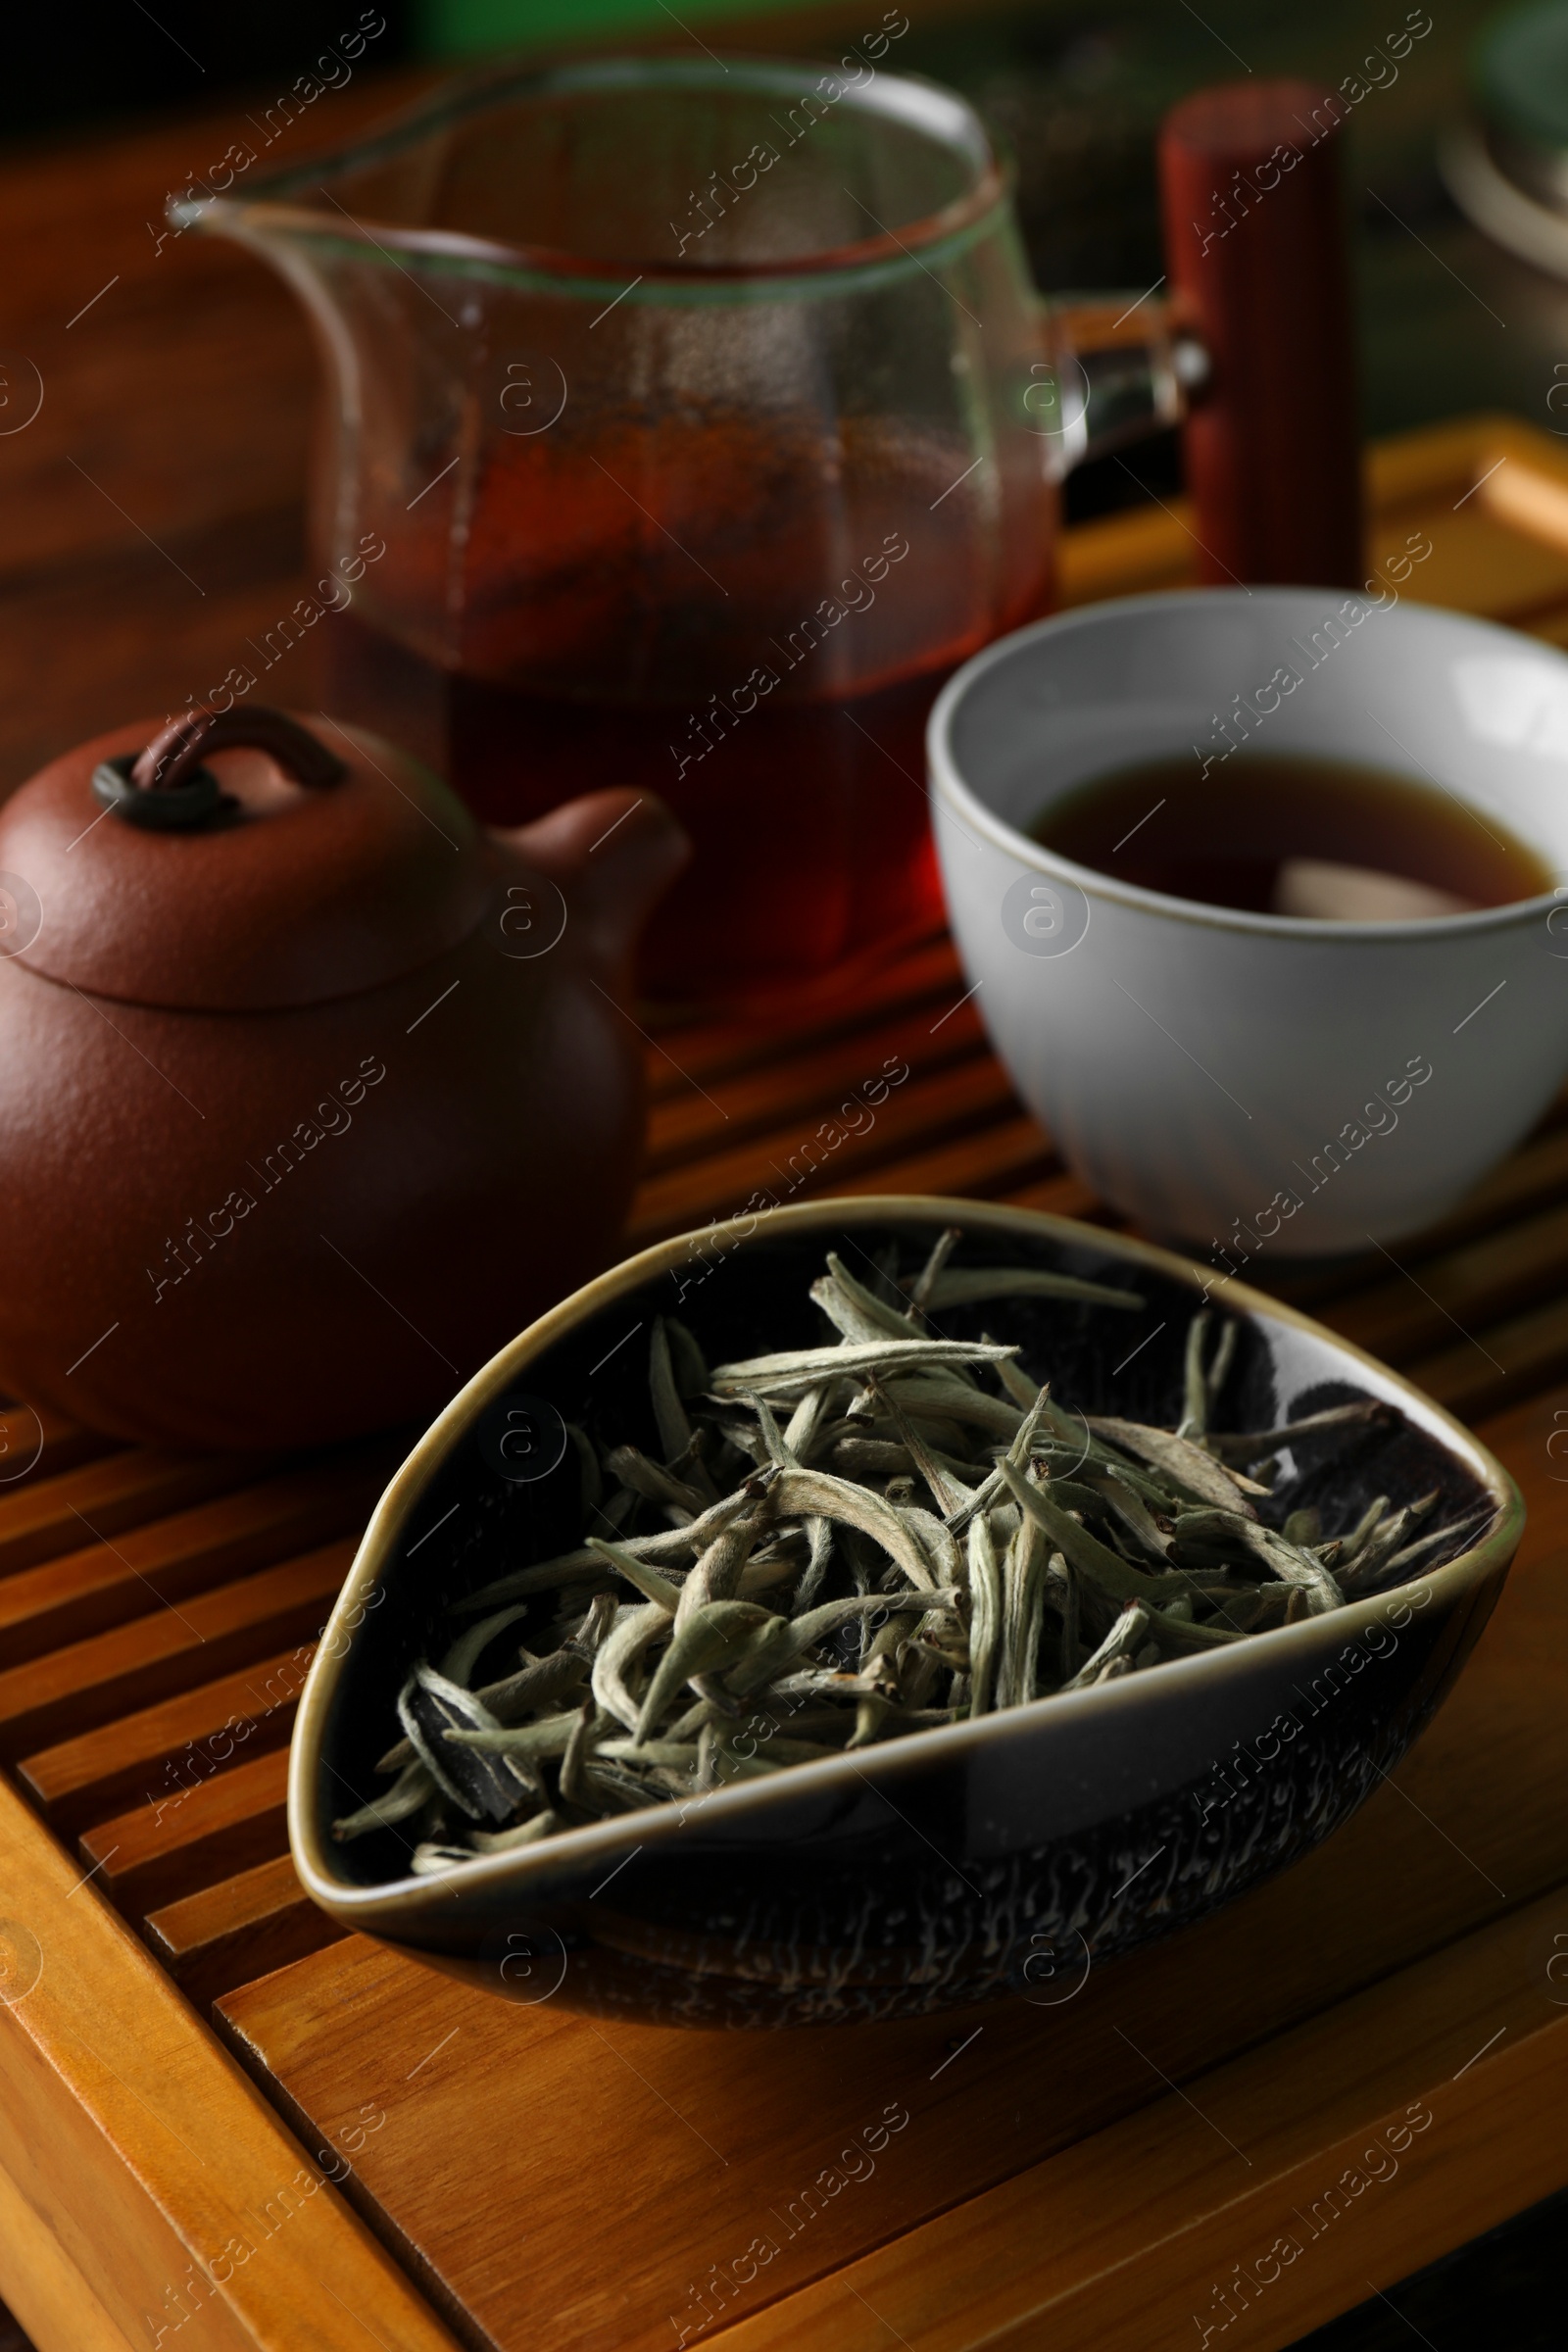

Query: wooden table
[2,408,1567,2352]
[5,57,1568,2352]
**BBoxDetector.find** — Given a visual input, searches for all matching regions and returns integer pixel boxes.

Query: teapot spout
[493,791,689,975]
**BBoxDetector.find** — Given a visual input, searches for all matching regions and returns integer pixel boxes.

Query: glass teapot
[181,51,1350,1002]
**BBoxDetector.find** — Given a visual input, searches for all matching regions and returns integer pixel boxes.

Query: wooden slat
[1004,1168,1119,1225]
[1324,1197,1568,1367]
[0,1407,116,1490]
[1054,412,1568,622]
[0,1449,393,1667]
[0,2170,137,2352]
[0,1453,261,1584]
[628,1053,1027,1245]
[1368,415,1568,617]
[1056,496,1193,607]
[18,1642,317,1837]
[145,1855,344,2013]
[645,999,985,1173]
[709,1895,1568,2352]
[0,1774,463,2352]
[0,1541,353,1761]
[833,1111,1058,1204]
[1059,408,1568,632]
[1364,412,1510,512]
[1406,1293,1568,1426]
[79,1744,292,1925]
[644,934,962,1095]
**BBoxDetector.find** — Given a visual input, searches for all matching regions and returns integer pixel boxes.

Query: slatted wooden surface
[3,415,1568,2352]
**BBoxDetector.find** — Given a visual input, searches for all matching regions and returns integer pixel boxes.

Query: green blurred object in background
[416,0,830,59]
[1475,0,1568,172]
[1438,0,1568,281]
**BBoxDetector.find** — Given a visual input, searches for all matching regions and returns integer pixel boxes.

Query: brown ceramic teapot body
[0,710,686,1451]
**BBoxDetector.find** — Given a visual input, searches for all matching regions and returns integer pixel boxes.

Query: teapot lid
[0,709,494,1011]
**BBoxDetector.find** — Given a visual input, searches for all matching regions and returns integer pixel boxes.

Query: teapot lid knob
[91,707,349,830]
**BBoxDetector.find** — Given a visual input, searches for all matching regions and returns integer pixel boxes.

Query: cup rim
[928,585,1568,942]
[175,53,1012,303]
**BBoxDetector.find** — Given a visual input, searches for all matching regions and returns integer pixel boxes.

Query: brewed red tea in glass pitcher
[181,57,1357,1001]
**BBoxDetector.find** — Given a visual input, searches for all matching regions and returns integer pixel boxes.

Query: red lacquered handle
[1159,81,1363,589]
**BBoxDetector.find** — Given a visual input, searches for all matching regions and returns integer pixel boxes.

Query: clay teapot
[0,708,687,1452]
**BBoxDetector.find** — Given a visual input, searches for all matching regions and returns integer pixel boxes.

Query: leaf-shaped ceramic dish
[289,1198,1521,2029]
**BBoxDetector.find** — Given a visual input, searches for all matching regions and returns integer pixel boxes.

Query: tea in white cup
[929,588,1568,1255]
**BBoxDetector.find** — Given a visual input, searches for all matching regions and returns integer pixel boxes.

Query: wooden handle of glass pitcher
[1158,79,1363,588]
[1041,81,1362,591]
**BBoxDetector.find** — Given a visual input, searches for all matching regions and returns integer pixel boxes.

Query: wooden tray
[5,414,1568,2352]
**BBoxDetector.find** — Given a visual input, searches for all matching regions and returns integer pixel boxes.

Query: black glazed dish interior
[290,1198,1522,2029]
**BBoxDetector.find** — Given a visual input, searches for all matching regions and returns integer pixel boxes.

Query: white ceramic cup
[929,587,1568,1257]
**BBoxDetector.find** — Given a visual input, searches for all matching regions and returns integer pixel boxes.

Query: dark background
[1,1,416,140]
